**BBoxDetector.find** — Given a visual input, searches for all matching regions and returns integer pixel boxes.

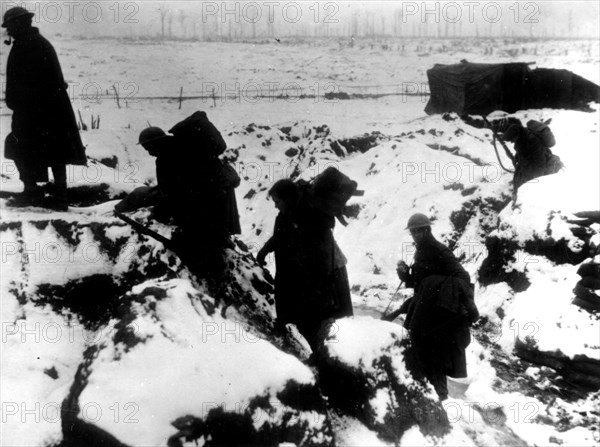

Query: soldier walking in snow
[134,112,241,279]
[395,213,479,400]
[3,7,86,211]
[258,178,353,350]
[257,180,304,328]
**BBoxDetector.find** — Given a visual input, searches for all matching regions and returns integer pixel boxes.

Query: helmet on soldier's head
[138,127,167,145]
[2,6,34,27]
[405,213,432,230]
[526,120,548,133]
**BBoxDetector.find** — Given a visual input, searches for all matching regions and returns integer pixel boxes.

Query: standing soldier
[396,213,479,400]
[258,178,353,350]
[3,7,86,210]
[257,180,303,329]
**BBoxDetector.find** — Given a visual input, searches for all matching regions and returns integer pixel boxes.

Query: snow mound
[62,278,333,447]
[0,208,306,446]
[316,316,450,444]
[473,109,600,391]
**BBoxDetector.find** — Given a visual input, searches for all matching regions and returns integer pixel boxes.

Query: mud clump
[35,274,128,329]
[336,132,385,154]
[479,237,531,292]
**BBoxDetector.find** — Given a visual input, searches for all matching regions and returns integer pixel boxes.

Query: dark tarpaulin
[425,61,600,115]
[425,62,530,115]
[527,68,574,109]
[527,68,600,110]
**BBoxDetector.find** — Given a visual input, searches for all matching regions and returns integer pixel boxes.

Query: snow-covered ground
[1,35,599,446]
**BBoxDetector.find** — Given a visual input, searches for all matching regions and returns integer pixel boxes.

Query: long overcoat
[271,190,352,346]
[154,141,241,238]
[270,206,304,324]
[512,127,548,189]
[5,27,86,181]
[403,233,479,378]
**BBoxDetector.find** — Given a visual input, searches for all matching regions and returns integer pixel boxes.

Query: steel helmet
[2,7,34,27]
[138,127,167,145]
[405,213,432,230]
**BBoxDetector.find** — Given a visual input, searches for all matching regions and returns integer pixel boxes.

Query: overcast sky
[1,1,598,38]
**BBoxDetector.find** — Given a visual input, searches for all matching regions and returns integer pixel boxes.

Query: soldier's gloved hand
[396,261,410,281]
[468,311,480,325]
[113,200,127,214]
[471,315,488,329]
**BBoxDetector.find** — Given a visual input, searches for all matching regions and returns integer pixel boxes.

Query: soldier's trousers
[411,335,449,400]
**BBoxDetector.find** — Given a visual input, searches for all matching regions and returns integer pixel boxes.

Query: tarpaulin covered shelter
[425,61,600,115]
[527,68,600,110]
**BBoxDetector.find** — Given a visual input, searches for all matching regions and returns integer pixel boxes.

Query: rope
[483,116,515,174]
[492,132,515,174]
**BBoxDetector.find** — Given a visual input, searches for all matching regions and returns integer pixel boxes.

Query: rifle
[381,280,414,322]
[115,211,175,250]
[381,291,410,322]
[381,281,403,319]
[483,116,516,173]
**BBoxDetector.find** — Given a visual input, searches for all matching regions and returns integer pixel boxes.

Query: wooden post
[91,114,100,129]
[178,86,183,109]
[77,110,87,131]
[113,84,121,109]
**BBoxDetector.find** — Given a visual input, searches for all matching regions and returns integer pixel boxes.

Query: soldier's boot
[44,165,69,211]
[44,189,68,211]
[426,370,449,402]
[9,181,44,207]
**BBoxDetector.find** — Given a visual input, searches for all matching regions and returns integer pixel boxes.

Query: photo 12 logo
[199,2,340,24]
[1,401,139,424]
[1,320,140,345]
[443,400,540,424]
[66,81,140,105]
[200,81,342,104]
[398,2,540,25]
[235,160,339,184]
[0,1,140,24]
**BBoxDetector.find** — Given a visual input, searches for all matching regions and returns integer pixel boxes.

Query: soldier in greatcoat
[132,114,240,279]
[503,121,562,191]
[258,179,353,349]
[396,213,479,400]
[3,7,86,210]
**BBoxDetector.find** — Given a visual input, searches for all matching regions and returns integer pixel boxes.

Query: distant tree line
[141,6,587,42]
